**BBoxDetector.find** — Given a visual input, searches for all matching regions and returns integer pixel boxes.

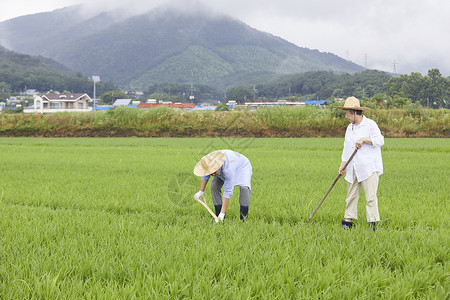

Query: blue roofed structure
[113,99,132,106]
[304,100,326,105]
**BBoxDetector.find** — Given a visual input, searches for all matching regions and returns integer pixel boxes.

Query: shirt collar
[353,115,367,128]
[360,115,368,127]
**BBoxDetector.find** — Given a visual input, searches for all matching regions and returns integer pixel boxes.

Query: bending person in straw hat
[336,97,384,231]
[193,150,252,222]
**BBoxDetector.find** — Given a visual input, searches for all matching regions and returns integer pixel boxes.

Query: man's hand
[194,190,204,199]
[218,212,225,221]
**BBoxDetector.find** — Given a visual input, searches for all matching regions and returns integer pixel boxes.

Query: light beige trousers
[344,170,380,222]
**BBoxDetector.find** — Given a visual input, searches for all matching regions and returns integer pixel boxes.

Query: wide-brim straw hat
[336,96,370,111]
[193,151,225,176]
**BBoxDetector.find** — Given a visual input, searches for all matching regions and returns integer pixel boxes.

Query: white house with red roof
[26,93,93,113]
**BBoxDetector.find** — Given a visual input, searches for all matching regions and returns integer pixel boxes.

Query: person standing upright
[337,97,384,231]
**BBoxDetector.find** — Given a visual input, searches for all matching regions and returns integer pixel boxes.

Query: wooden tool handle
[194,195,219,222]
[306,148,358,224]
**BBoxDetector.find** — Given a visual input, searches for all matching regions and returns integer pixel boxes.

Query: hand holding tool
[194,195,219,222]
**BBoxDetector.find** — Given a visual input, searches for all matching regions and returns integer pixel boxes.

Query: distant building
[244,100,326,109]
[24,89,37,96]
[304,100,326,106]
[25,93,92,113]
[244,100,305,109]
[193,105,217,111]
[113,99,132,106]
[226,100,237,109]
[138,103,195,110]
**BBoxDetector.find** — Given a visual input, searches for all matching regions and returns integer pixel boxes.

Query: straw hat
[336,96,370,111]
[193,151,225,176]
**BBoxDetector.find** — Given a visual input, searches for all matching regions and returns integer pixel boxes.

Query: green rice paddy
[0,137,448,298]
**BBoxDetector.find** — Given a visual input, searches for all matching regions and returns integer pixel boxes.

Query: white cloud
[1,0,449,75]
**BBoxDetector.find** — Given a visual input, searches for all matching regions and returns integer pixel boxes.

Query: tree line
[0,72,117,101]
[1,44,448,109]
[226,69,449,108]
[134,69,449,109]
[383,69,449,108]
[0,47,118,101]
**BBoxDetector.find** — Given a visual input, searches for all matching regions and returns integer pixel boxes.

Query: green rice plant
[0,138,448,298]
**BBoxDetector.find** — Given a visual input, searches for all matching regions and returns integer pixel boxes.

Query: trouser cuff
[214,205,222,217]
[240,206,249,222]
[341,220,354,229]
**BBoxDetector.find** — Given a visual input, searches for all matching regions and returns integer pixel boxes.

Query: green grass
[1,107,449,138]
[0,138,448,298]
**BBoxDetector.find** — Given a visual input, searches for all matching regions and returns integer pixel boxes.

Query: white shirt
[201,150,252,198]
[342,116,384,183]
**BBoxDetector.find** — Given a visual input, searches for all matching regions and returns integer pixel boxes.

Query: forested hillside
[0,4,364,89]
[253,70,392,99]
[0,46,117,97]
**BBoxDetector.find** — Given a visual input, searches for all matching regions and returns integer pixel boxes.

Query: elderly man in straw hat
[193,150,252,222]
[336,97,384,231]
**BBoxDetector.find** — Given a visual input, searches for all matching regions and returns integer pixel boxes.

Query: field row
[0,137,448,298]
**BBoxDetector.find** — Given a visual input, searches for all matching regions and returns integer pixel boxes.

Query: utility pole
[189,83,196,102]
[91,76,100,110]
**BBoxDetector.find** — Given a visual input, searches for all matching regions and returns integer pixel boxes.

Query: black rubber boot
[240,206,249,222]
[214,205,222,217]
[369,222,376,231]
[341,220,354,229]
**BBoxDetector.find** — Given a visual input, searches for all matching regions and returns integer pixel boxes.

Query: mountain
[0,4,365,90]
[0,45,119,95]
[0,45,75,77]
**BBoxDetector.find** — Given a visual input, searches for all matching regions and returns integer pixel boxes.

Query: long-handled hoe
[306,149,358,224]
[194,195,219,223]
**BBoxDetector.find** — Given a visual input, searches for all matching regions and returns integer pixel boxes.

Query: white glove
[194,190,204,199]
[218,212,225,221]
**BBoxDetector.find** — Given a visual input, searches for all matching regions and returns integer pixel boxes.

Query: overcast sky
[1,0,449,76]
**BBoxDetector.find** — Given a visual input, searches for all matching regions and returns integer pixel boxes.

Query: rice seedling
[0,137,447,298]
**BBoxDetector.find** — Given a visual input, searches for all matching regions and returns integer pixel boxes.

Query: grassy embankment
[1,106,448,137]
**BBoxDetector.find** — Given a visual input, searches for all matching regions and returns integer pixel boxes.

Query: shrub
[0,107,448,137]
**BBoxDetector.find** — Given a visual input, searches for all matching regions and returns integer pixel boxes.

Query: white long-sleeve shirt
[201,150,252,199]
[342,116,384,183]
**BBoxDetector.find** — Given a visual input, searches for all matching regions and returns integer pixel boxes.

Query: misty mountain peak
[0,4,363,89]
